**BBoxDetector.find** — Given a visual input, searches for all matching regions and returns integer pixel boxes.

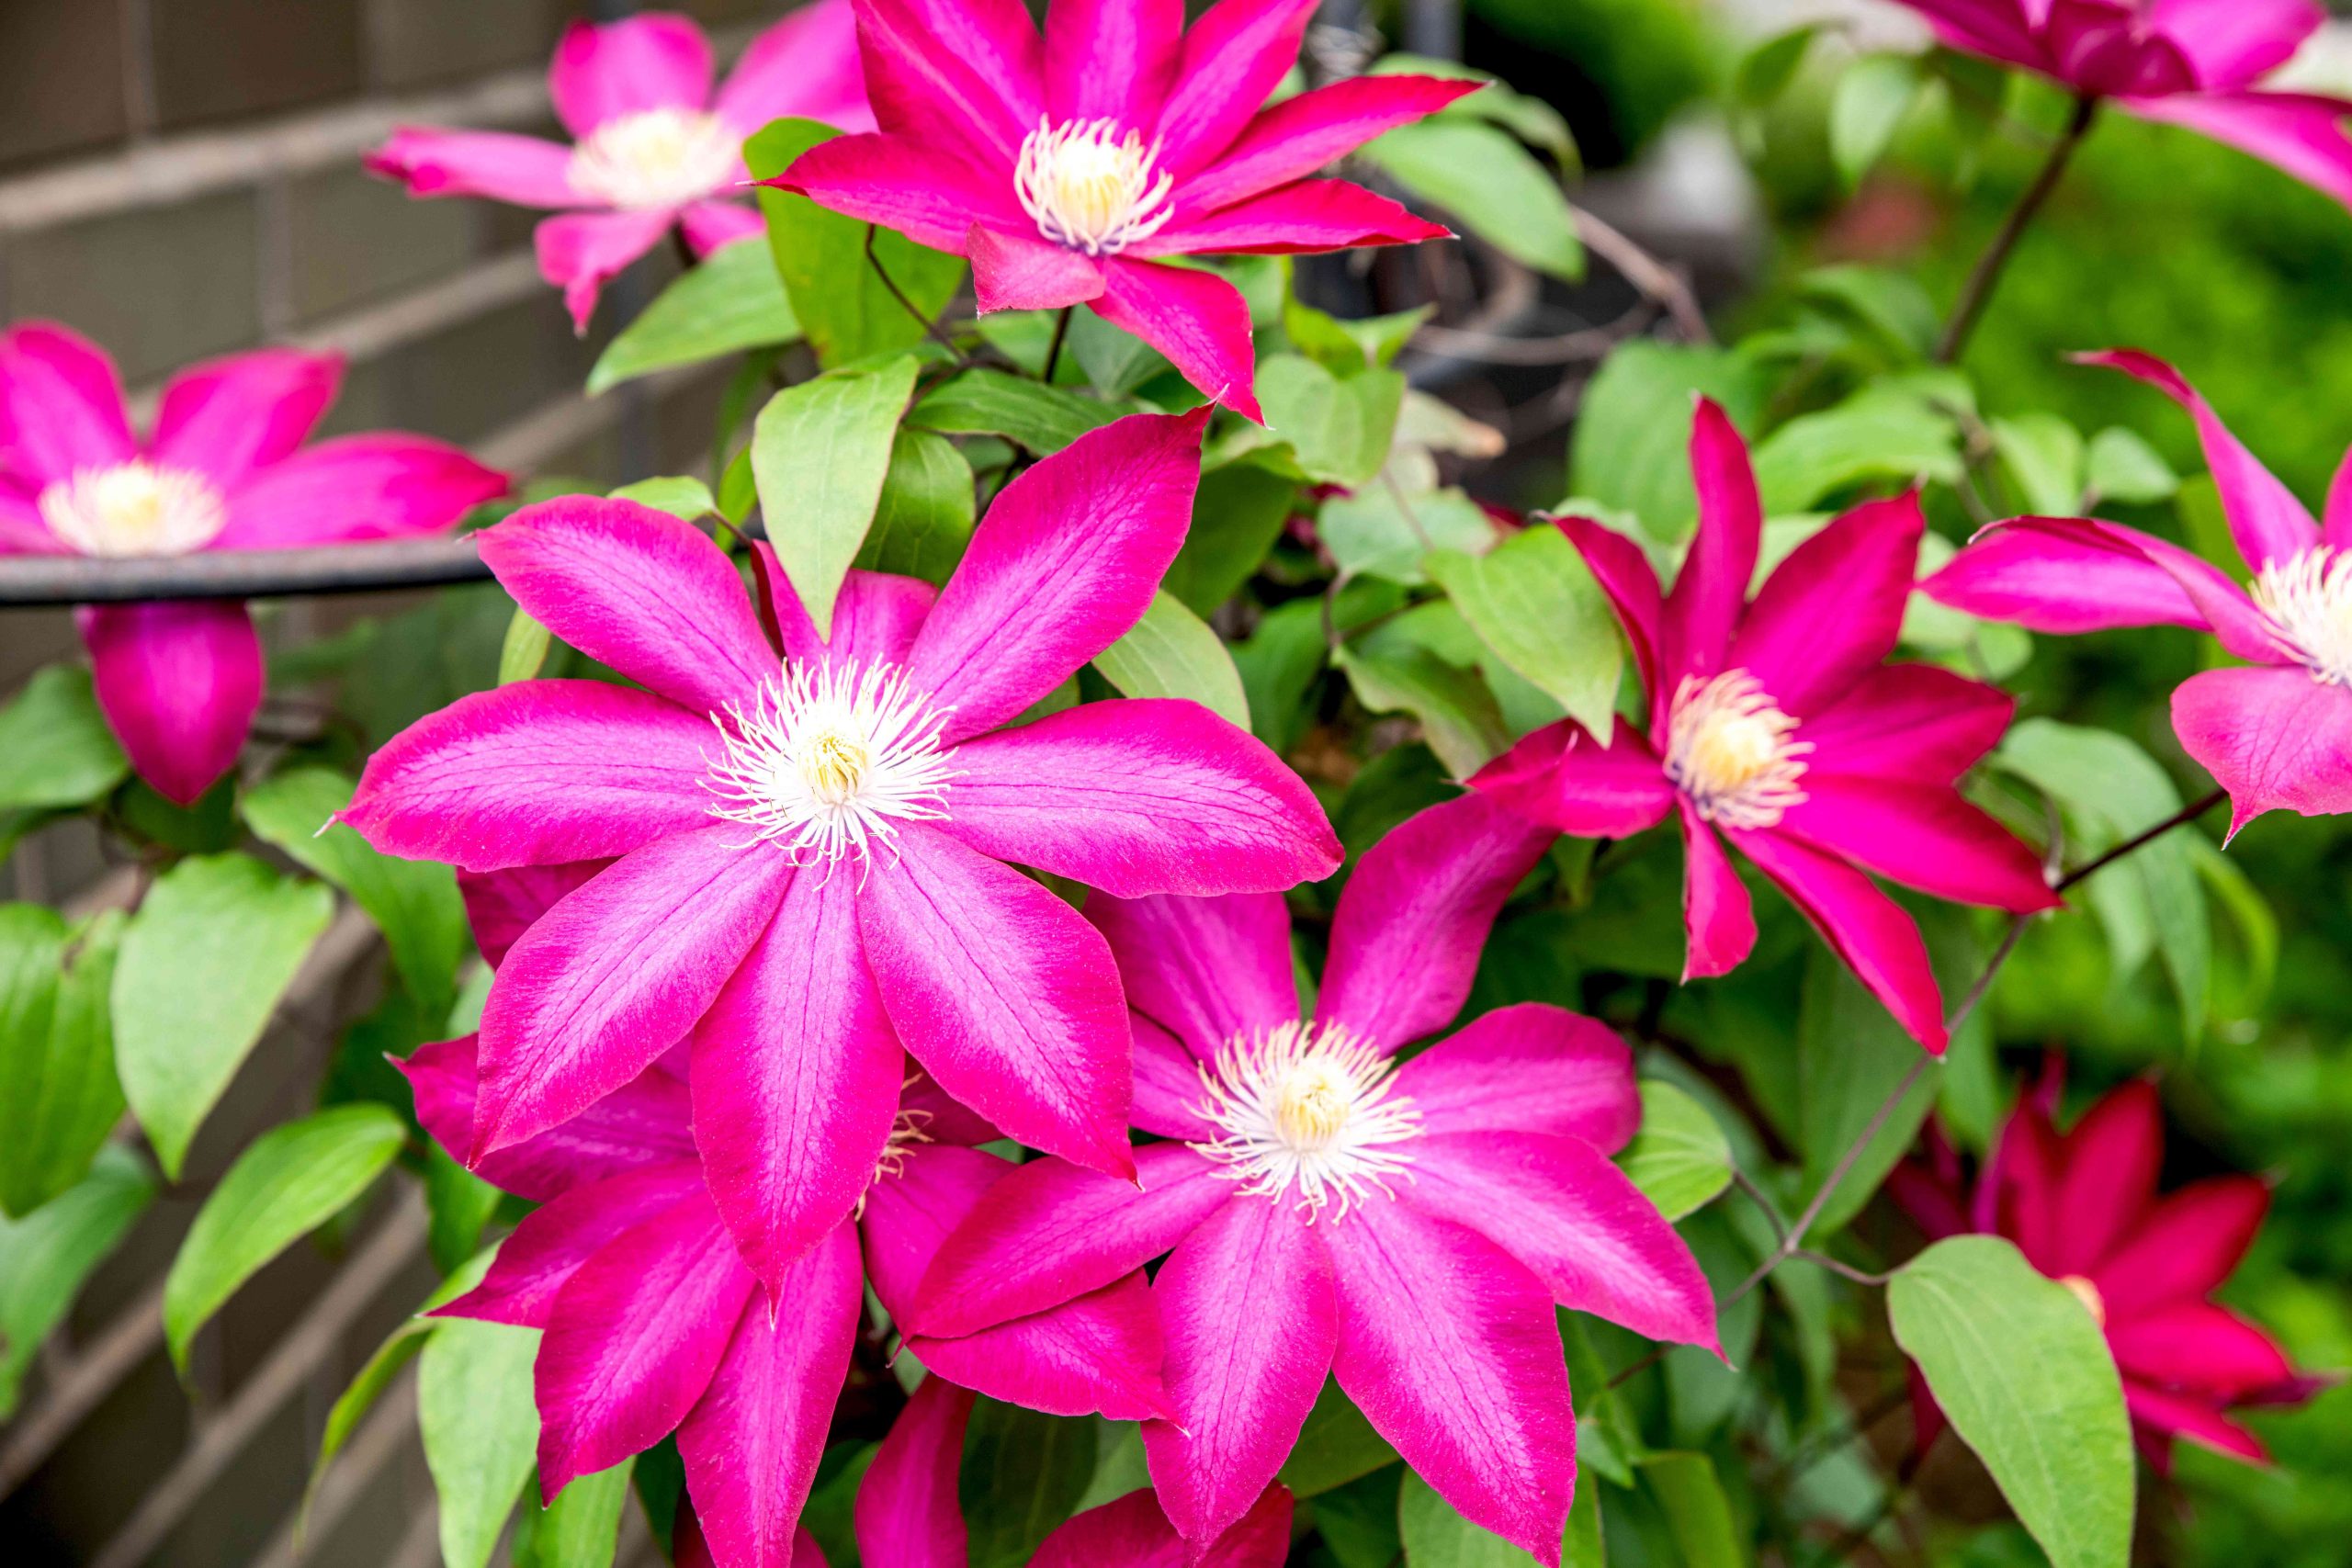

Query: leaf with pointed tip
[752,355,921,637]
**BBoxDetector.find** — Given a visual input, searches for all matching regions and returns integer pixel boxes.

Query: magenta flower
[345,408,1340,1294]
[1470,400,2057,1050]
[1890,1063,2322,1469]
[1926,350,2352,838]
[1899,0,2352,209]
[0,321,503,805]
[767,0,1474,419]
[368,3,873,331]
[407,1034,1173,1568]
[904,792,1716,1563]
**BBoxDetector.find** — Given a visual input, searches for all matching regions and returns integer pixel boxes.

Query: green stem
[1934,95,2098,365]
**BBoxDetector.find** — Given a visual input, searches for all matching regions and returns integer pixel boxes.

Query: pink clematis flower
[0,322,503,805]
[345,409,1340,1294]
[768,0,1475,419]
[407,1032,1174,1568]
[1470,400,2058,1051]
[368,3,874,331]
[1897,1,2352,209]
[1889,1062,2324,1468]
[1928,350,2352,838]
[904,792,1718,1563]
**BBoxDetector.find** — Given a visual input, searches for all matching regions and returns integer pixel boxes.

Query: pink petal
[2095,1175,2270,1316]
[764,556,936,668]
[695,868,904,1291]
[1776,774,2058,912]
[458,860,613,968]
[907,407,1208,739]
[1923,518,2210,635]
[1556,513,1664,699]
[0,487,59,553]
[1731,826,1946,1051]
[1663,397,1762,687]
[81,600,261,807]
[2149,0,2318,90]
[1395,1003,1638,1150]
[1467,719,1675,840]
[1091,260,1261,421]
[2080,348,2318,570]
[2110,1299,2296,1399]
[716,0,875,134]
[400,1034,694,1202]
[478,495,780,718]
[549,14,715,139]
[854,1374,972,1567]
[1130,1016,1219,1140]
[1180,74,1485,212]
[1679,802,1757,982]
[1729,494,1922,717]
[149,348,342,488]
[2172,665,2352,838]
[855,823,1136,1178]
[1138,177,1449,256]
[1976,514,2279,661]
[1323,1199,1577,1564]
[1045,0,1185,127]
[2122,1380,2269,1464]
[365,127,582,208]
[1406,1131,1717,1348]
[941,696,1340,897]
[682,201,766,256]
[1319,790,1556,1049]
[968,223,1108,312]
[768,132,1015,253]
[1033,1486,1292,1568]
[680,1511,828,1568]
[215,434,505,549]
[899,1070,999,1146]
[2045,1079,2164,1276]
[476,827,794,1156]
[2125,88,2352,215]
[856,0,1045,167]
[0,322,135,489]
[1141,1197,1336,1547]
[537,1190,752,1495]
[678,1224,863,1568]
[908,1143,1227,1337]
[2325,444,2352,550]
[442,1161,706,1327]
[1153,0,1320,177]
[1903,0,2048,68]
[344,681,720,872]
[1797,665,2017,784]
[1089,891,1298,1062]
[909,1269,1172,1420]
[537,209,680,332]
[861,1143,1005,1318]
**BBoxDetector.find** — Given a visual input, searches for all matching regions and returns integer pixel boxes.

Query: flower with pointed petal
[903,792,1716,1564]
[0,322,504,805]
[765,0,1476,418]
[1928,349,2352,840]
[368,3,873,330]
[345,408,1339,1298]
[1889,1059,2325,1471]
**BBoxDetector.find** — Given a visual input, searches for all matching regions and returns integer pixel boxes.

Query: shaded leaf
[752,355,921,637]
[0,665,130,812]
[960,1397,1093,1568]
[0,1144,151,1416]
[422,1315,542,1568]
[909,366,1126,454]
[1279,1379,1400,1498]
[1619,1080,1733,1221]
[0,909,125,1217]
[1570,344,1771,538]
[1429,524,1623,736]
[1166,458,1296,615]
[858,427,975,584]
[1092,590,1250,728]
[588,239,798,393]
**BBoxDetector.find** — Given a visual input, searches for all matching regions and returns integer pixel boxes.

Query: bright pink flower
[1470,400,2057,1051]
[767,0,1474,419]
[1897,1,2352,209]
[903,793,1716,1564]
[1889,1062,2323,1470]
[406,1033,1172,1568]
[0,322,503,805]
[368,4,874,330]
[345,409,1339,1293]
[1926,349,2352,839]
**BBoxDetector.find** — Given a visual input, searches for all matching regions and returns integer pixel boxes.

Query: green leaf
[752,355,921,638]
[587,238,798,393]
[1618,1080,1733,1220]
[1319,484,1498,586]
[1165,458,1296,615]
[424,1141,503,1276]
[1231,598,1327,758]
[1990,413,2086,515]
[421,1316,542,1568]
[1313,1466,1404,1568]
[1889,1235,2133,1568]
[514,1461,632,1568]
[747,118,966,368]
[0,909,125,1216]
[610,475,718,523]
[1795,945,1941,1235]
[1336,603,1510,777]
[1363,119,1582,281]
[1278,1380,1399,1497]
[243,768,466,1016]
[2085,426,2177,505]
[1830,55,1923,188]
[1091,591,1251,728]
[1569,343,1771,538]
[1282,297,1432,376]
[499,606,551,685]
[0,665,130,811]
[908,366,1125,454]
[959,1397,1094,1568]
[0,1145,151,1416]
[1397,1465,1605,1566]
[162,1103,406,1371]
[1635,1451,1743,1568]
[1750,387,1962,513]
[859,427,976,584]
[1371,55,1577,167]
[1736,26,1823,107]
[1797,265,1939,360]
[1428,524,1623,736]
[114,852,334,1178]
[1257,355,1408,491]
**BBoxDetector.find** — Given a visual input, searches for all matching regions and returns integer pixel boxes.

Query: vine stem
[1935,95,2098,364]
[864,224,968,365]
[1042,306,1074,385]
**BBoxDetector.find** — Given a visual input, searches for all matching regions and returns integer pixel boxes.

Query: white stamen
[702,660,956,872]
[1014,116,1175,256]
[39,461,229,558]
[1663,669,1811,829]
[1190,1021,1420,1221]
[2253,547,2352,686]
[567,107,741,209]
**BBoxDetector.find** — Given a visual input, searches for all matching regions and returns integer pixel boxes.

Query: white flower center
[2253,547,2352,685]
[1014,116,1175,257]
[567,107,740,209]
[1190,1021,1421,1221]
[39,460,228,558]
[702,660,956,870]
[1663,669,1811,829]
